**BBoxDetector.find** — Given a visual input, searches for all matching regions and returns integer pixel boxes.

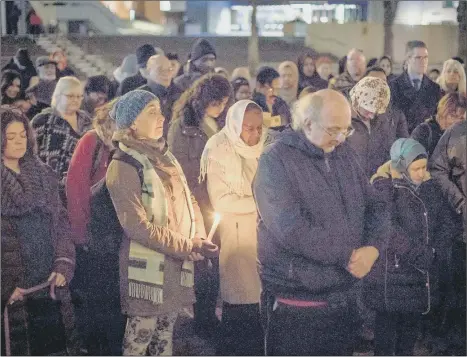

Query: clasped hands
[346,246,379,279]
[188,236,219,261]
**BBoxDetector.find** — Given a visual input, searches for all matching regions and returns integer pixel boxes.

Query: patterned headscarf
[350,76,391,115]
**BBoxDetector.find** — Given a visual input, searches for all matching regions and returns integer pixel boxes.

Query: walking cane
[3,279,56,356]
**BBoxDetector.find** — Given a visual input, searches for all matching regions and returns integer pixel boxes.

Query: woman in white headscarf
[200,99,265,356]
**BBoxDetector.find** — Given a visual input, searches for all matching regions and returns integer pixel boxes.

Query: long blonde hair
[437,59,466,95]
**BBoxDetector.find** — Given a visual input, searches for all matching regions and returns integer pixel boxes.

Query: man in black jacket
[117,44,159,96]
[173,38,216,95]
[389,41,441,133]
[254,90,389,356]
[430,120,466,355]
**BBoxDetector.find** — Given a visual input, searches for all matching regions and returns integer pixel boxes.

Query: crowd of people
[1,36,466,356]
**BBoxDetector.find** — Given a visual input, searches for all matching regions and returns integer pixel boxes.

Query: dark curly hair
[1,106,37,158]
[172,73,232,127]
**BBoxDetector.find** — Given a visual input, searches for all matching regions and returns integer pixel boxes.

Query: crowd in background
[1,36,466,356]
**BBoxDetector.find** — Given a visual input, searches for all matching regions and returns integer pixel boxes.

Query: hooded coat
[200,100,264,304]
[364,161,458,313]
[2,49,37,91]
[253,130,390,301]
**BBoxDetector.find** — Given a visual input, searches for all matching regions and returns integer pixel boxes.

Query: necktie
[413,79,421,91]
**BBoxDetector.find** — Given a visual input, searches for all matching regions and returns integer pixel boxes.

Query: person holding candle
[200,99,265,355]
[105,90,218,356]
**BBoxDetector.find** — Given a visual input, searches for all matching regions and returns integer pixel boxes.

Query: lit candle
[206,213,221,242]
[205,213,221,269]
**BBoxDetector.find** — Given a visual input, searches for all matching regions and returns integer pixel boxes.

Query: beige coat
[207,155,261,304]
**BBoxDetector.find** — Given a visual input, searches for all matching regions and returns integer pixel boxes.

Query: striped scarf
[119,143,195,304]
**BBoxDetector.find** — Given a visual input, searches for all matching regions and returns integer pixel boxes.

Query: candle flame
[214,213,221,222]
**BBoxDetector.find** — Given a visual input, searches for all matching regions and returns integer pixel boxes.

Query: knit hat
[390,138,427,174]
[136,44,156,68]
[115,54,138,78]
[350,76,391,115]
[190,39,216,63]
[110,90,158,129]
[36,56,57,68]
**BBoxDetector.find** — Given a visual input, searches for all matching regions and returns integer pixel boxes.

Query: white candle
[206,213,221,242]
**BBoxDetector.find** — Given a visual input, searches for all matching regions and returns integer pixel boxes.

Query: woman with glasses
[412,93,466,158]
[31,76,92,203]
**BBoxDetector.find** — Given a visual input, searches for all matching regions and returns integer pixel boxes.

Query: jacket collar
[147,81,169,97]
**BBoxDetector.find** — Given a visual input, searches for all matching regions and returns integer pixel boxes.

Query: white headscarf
[200,99,265,196]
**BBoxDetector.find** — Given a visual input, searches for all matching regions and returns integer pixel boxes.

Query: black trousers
[72,248,125,356]
[264,297,358,356]
[193,257,220,331]
[218,302,264,356]
[374,311,420,356]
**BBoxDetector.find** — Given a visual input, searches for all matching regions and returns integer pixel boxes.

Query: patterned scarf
[115,133,195,304]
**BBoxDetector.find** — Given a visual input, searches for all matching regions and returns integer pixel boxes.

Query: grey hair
[292,93,324,131]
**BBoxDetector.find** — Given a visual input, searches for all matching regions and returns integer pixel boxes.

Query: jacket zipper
[324,156,331,172]
[393,184,431,314]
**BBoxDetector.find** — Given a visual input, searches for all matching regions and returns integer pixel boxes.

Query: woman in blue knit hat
[105,90,219,355]
[363,138,458,356]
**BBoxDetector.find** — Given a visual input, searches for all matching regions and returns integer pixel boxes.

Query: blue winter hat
[111,90,158,129]
[390,138,427,174]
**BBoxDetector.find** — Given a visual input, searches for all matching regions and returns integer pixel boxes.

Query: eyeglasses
[316,122,355,139]
[64,94,84,100]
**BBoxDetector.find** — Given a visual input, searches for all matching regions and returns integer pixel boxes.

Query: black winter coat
[346,105,409,178]
[2,59,37,92]
[411,116,444,158]
[253,130,390,301]
[117,72,146,96]
[364,166,458,313]
[389,72,441,133]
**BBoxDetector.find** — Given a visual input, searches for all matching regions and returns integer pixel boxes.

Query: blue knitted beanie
[111,90,158,129]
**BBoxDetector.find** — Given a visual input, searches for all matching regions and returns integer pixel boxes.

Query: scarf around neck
[1,156,52,217]
[112,129,195,304]
[200,100,265,196]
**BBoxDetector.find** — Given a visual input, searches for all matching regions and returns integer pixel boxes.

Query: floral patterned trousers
[122,313,178,356]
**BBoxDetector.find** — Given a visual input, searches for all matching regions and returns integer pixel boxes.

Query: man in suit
[390,41,441,133]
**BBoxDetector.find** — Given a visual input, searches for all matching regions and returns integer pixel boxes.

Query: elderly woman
[200,99,265,356]
[346,76,395,178]
[412,93,466,157]
[31,76,92,200]
[437,59,467,96]
[1,108,77,356]
[365,138,457,356]
[106,90,218,356]
[278,61,299,107]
